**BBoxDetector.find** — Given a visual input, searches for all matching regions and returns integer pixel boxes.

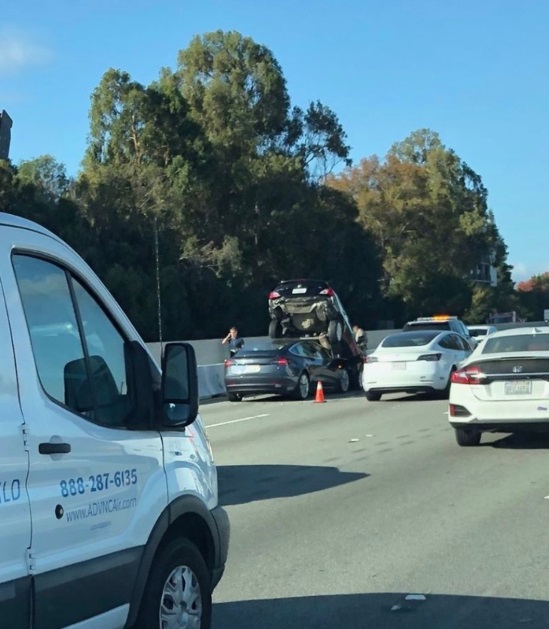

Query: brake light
[417,353,442,361]
[224,359,235,367]
[319,287,335,296]
[269,291,281,299]
[274,358,288,365]
[451,366,482,385]
[365,355,378,363]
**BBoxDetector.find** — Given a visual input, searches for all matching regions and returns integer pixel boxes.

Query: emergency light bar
[415,315,458,322]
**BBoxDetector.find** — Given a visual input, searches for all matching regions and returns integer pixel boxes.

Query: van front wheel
[135,538,212,629]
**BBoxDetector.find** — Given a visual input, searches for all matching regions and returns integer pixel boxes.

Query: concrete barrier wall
[146,321,547,400]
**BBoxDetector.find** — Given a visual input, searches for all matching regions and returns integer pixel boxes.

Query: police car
[403,315,477,349]
[0,213,229,628]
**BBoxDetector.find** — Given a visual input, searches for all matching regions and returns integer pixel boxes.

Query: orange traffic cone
[314,380,326,403]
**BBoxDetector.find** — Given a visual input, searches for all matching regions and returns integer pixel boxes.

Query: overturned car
[268,279,364,389]
[268,279,347,342]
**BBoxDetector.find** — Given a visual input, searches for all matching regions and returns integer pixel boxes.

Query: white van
[0,213,229,629]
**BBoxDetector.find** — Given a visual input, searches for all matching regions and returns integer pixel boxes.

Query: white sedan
[467,324,497,346]
[449,326,549,446]
[363,329,473,401]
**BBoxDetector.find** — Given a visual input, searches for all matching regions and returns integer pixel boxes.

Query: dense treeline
[0,31,541,340]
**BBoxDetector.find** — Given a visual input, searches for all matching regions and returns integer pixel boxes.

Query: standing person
[353,324,368,353]
[222,326,245,357]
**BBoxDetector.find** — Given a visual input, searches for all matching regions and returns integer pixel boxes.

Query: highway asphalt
[200,390,549,628]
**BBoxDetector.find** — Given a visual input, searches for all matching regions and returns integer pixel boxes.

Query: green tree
[328,129,507,321]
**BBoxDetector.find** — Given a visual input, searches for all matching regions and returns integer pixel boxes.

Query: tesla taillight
[275,357,288,365]
[417,353,442,361]
[224,359,235,367]
[451,366,482,385]
[269,291,281,299]
[319,287,334,296]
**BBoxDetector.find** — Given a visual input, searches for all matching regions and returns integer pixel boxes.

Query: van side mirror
[161,342,199,427]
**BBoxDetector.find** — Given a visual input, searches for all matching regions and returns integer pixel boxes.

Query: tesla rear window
[482,334,549,354]
[403,322,451,331]
[382,331,439,347]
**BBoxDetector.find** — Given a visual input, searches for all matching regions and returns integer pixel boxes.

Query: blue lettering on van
[59,469,137,498]
[0,479,21,504]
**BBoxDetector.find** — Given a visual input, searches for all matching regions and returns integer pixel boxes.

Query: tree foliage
[327,129,516,322]
[1,32,517,339]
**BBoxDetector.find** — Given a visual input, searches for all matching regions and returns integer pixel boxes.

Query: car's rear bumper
[450,420,549,433]
[225,375,297,395]
[363,364,446,393]
[366,385,438,395]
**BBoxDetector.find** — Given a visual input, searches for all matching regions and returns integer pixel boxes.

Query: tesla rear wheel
[294,372,310,400]
[227,393,242,402]
[455,428,481,447]
[339,369,350,393]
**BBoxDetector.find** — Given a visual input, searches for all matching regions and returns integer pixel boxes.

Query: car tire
[365,391,381,402]
[269,319,282,339]
[454,428,481,447]
[351,365,363,390]
[439,367,455,399]
[328,319,343,345]
[227,392,242,402]
[293,372,310,400]
[339,369,350,393]
[135,538,212,629]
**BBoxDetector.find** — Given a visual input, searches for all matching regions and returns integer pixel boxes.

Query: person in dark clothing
[222,326,245,356]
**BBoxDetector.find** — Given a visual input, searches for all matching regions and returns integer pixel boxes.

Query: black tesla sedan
[224,339,352,401]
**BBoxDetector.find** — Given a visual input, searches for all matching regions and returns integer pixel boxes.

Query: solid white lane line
[206,413,270,429]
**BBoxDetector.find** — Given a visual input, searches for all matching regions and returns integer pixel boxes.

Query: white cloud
[510,262,529,282]
[0,28,53,75]
[510,261,549,284]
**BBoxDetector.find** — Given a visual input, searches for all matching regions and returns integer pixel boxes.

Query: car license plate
[292,287,307,294]
[244,365,261,373]
[391,362,406,370]
[504,380,532,395]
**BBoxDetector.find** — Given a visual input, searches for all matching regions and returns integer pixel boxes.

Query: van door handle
[39,442,71,455]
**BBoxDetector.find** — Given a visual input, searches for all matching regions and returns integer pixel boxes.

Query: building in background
[471,254,498,288]
[0,110,13,160]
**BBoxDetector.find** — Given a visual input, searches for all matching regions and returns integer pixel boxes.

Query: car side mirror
[161,342,199,427]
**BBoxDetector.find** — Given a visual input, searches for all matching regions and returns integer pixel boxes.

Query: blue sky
[1,0,547,282]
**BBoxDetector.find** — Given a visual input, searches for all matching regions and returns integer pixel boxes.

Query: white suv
[0,213,229,628]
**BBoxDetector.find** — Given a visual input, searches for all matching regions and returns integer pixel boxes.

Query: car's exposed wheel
[135,538,212,629]
[365,391,381,402]
[294,372,310,400]
[269,319,282,339]
[327,319,343,344]
[339,368,350,393]
[227,392,242,402]
[351,365,363,390]
[439,367,456,399]
[454,427,481,447]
